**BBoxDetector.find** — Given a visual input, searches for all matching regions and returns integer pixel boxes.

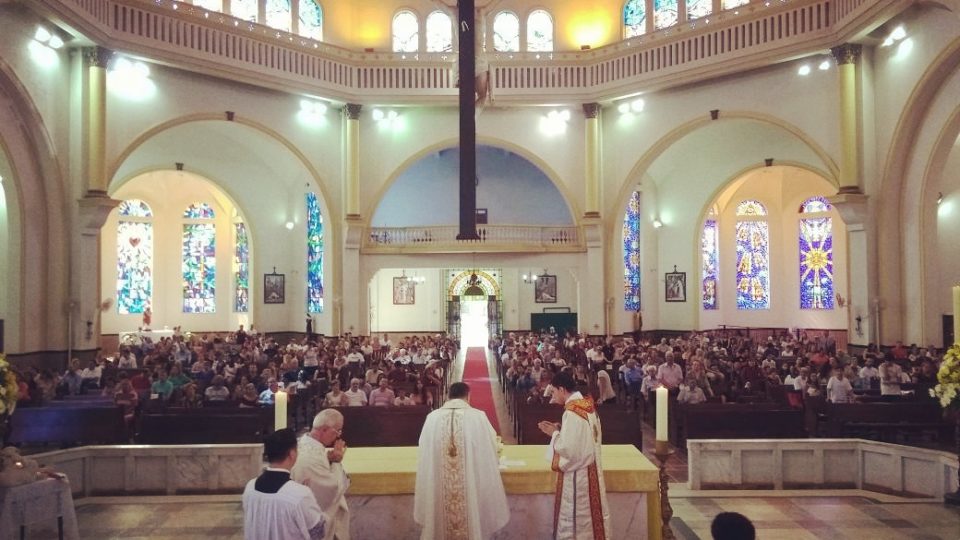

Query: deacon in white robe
[414,382,509,540]
[292,409,351,540]
[242,428,326,540]
[539,371,611,540]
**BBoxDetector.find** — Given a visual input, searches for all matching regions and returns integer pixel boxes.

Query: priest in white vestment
[414,382,509,539]
[292,409,351,540]
[539,371,611,540]
[242,428,327,540]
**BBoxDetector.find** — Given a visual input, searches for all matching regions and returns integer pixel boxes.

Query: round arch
[363,136,583,227]
[0,57,69,354]
[448,270,501,298]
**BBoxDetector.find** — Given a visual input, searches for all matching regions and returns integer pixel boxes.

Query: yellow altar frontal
[342,444,663,540]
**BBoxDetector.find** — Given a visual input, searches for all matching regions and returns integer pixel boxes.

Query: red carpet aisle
[461,347,501,433]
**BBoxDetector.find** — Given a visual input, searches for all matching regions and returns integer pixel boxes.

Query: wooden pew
[331,406,431,447]
[137,410,267,444]
[673,403,806,447]
[818,402,944,444]
[9,406,127,446]
[514,402,642,448]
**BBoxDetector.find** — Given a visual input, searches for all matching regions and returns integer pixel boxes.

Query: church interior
[2,0,960,538]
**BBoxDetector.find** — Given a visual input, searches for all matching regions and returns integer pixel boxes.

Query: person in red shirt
[129,369,152,394]
[891,341,908,361]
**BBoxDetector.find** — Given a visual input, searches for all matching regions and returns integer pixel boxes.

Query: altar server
[538,370,611,540]
[242,429,326,540]
[414,382,509,539]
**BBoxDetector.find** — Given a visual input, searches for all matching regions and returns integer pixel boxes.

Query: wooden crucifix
[456,0,479,240]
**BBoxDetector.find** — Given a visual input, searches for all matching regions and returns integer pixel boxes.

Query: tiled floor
[17,493,959,539]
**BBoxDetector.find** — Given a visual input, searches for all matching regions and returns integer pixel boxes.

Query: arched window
[623,0,647,38]
[687,0,713,20]
[701,211,719,310]
[234,222,250,312]
[392,10,419,52]
[299,0,323,41]
[723,0,750,10]
[116,200,153,314]
[426,11,453,52]
[265,0,291,32]
[493,12,520,52]
[183,203,216,313]
[623,190,641,311]
[654,0,679,30]
[307,192,324,313]
[192,0,223,13]
[799,196,834,309]
[735,200,769,309]
[527,10,553,52]
[230,0,257,22]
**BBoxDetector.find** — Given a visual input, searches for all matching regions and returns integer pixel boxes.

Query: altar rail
[31,444,262,497]
[363,225,583,253]
[30,0,907,103]
[687,438,960,500]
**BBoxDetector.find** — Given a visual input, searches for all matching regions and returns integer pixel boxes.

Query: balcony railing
[363,225,583,253]
[30,0,905,104]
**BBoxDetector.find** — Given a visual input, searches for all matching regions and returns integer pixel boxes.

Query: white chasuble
[414,399,509,540]
[548,393,611,540]
[291,435,351,540]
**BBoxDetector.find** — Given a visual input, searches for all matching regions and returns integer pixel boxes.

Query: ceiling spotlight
[372,108,384,121]
[652,219,663,229]
[937,192,943,205]
[631,99,645,113]
[818,60,831,71]
[35,27,52,42]
[617,102,630,114]
[797,64,811,76]
[285,221,295,230]
[890,25,906,41]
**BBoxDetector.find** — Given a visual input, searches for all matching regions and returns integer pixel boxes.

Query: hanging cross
[456,0,479,240]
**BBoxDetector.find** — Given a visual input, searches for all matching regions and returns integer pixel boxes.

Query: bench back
[330,406,432,447]
[138,411,266,444]
[516,402,641,447]
[9,406,127,446]
[676,404,806,445]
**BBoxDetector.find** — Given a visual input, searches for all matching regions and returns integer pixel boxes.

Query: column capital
[831,43,862,66]
[345,103,362,120]
[83,46,113,68]
[582,103,601,119]
[77,194,121,230]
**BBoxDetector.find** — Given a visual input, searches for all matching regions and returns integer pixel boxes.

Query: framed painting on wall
[393,277,416,305]
[665,272,686,302]
[534,274,558,303]
[264,273,285,304]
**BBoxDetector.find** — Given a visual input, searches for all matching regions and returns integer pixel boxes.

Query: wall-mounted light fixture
[652,219,663,229]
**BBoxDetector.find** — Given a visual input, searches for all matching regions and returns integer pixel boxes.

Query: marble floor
[17,493,959,539]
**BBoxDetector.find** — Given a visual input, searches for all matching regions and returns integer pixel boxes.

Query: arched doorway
[446,269,502,346]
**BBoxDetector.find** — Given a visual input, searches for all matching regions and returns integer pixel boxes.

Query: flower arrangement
[0,354,19,416]
[930,344,960,409]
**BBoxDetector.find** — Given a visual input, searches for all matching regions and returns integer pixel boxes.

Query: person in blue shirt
[259,379,280,405]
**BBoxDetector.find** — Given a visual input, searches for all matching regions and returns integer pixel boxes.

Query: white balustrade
[364,225,581,251]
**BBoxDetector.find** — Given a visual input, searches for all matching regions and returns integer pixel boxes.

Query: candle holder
[654,440,676,540]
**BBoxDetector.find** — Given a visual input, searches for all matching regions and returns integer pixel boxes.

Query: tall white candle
[656,386,668,442]
[275,390,288,431]
[953,285,960,346]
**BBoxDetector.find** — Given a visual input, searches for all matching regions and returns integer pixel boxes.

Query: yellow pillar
[84,47,111,196]
[583,103,601,218]
[345,103,361,218]
[831,43,862,194]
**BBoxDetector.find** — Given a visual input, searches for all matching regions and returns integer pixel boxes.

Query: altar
[342,444,661,539]
[118,329,175,344]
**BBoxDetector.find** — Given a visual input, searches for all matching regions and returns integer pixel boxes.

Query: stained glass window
[392,10,419,52]
[493,12,520,52]
[234,222,250,312]
[192,0,222,13]
[184,202,215,219]
[527,10,553,52]
[624,0,647,38]
[116,200,153,315]
[654,0,679,29]
[623,191,641,311]
[736,199,767,216]
[266,0,291,32]
[799,197,834,309]
[426,11,452,52]
[736,219,770,310]
[307,192,324,313]
[230,0,257,22]
[182,223,216,313]
[299,0,323,41]
[701,219,719,310]
[687,0,713,20]
[723,0,750,10]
